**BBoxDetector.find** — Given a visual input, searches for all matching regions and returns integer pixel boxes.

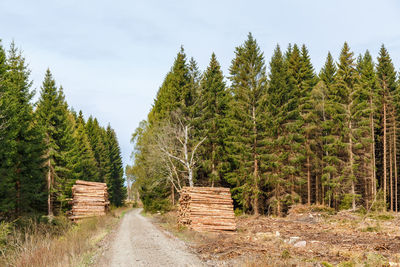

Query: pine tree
[196,53,230,187]
[227,33,268,215]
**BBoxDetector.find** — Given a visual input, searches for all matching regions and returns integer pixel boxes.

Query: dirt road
[99,208,204,267]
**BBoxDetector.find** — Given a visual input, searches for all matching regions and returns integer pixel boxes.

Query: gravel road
[100,208,204,267]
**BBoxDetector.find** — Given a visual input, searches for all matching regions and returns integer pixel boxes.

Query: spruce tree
[266,44,291,215]
[105,125,126,206]
[72,111,98,182]
[333,42,359,210]
[149,47,191,123]
[226,33,267,215]
[298,44,318,205]
[376,45,398,210]
[196,53,230,187]
[355,51,379,208]
[1,42,46,215]
[319,52,338,207]
[86,116,109,182]
[36,69,63,215]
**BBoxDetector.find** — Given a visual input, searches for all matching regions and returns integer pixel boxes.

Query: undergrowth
[0,206,129,267]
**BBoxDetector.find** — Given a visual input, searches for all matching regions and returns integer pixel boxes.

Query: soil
[187,209,400,266]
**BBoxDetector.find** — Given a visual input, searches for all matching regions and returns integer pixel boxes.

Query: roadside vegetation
[0,206,130,267]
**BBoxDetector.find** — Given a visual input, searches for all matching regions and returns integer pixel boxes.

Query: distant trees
[0,40,126,219]
[131,34,400,215]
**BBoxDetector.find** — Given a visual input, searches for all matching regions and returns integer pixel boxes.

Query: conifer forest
[131,33,400,216]
[0,40,126,219]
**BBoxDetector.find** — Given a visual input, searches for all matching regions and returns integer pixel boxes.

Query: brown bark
[384,101,387,207]
[252,105,259,215]
[349,119,356,211]
[370,97,377,200]
[47,159,53,216]
[307,155,311,205]
[394,116,398,212]
[390,133,394,211]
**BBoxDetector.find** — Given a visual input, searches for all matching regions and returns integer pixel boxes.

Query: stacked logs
[178,187,236,232]
[69,180,109,221]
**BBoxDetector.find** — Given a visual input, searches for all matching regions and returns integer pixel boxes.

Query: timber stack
[69,180,109,221]
[178,186,236,232]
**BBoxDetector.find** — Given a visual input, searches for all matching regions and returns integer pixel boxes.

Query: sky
[1,0,400,170]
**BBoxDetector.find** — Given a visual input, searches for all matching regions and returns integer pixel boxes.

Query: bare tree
[155,116,206,188]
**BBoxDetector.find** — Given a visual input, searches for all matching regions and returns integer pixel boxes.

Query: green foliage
[105,126,126,207]
[129,34,400,216]
[0,41,125,219]
[226,33,268,214]
[195,53,230,186]
[0,42,46,216]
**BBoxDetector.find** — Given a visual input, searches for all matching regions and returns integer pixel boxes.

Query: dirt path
[99,208,204,267]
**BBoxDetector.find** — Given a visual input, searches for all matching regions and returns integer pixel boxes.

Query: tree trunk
[252,105,259,215]
[349,119,356,211]
[211,143,216,188]
[47,159,53,216]
[390,133,393,211]
[307,155,311,205]
[395,121,398,212]
[316,173,320,205]
[370,97,377,200]
[383,102,387,207]
[188,168,194,187]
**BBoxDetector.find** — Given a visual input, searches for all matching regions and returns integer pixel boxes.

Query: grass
[0,206,130,267]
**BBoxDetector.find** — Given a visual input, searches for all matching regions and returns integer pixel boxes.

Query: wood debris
[69,180,109,220]
[178,186,236,232]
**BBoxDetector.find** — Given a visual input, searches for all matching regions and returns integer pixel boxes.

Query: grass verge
[0,206,130,267]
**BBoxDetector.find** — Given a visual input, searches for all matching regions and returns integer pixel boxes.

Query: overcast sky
[1,0,400,170]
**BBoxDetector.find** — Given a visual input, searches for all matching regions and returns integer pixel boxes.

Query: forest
[0,40,126,220]
[130,33,400,215]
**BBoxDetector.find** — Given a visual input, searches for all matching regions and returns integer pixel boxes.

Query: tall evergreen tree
[105,125,126,206]
[226,33,268,215]
[72,111,98,182]
[149,47,191,123]
[0,42,46,215]
[86,116,109,182]
[36,69,63,215]
[319,52,340,207]
[376,45,398,210]
[355,51,379,208]
[196,53,230,187]
[333,42,360,210]
[298,44,318,205]
[266,44,291,215]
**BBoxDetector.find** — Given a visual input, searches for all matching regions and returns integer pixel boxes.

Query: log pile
[178,187,236,232]
[69,180,109,220]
